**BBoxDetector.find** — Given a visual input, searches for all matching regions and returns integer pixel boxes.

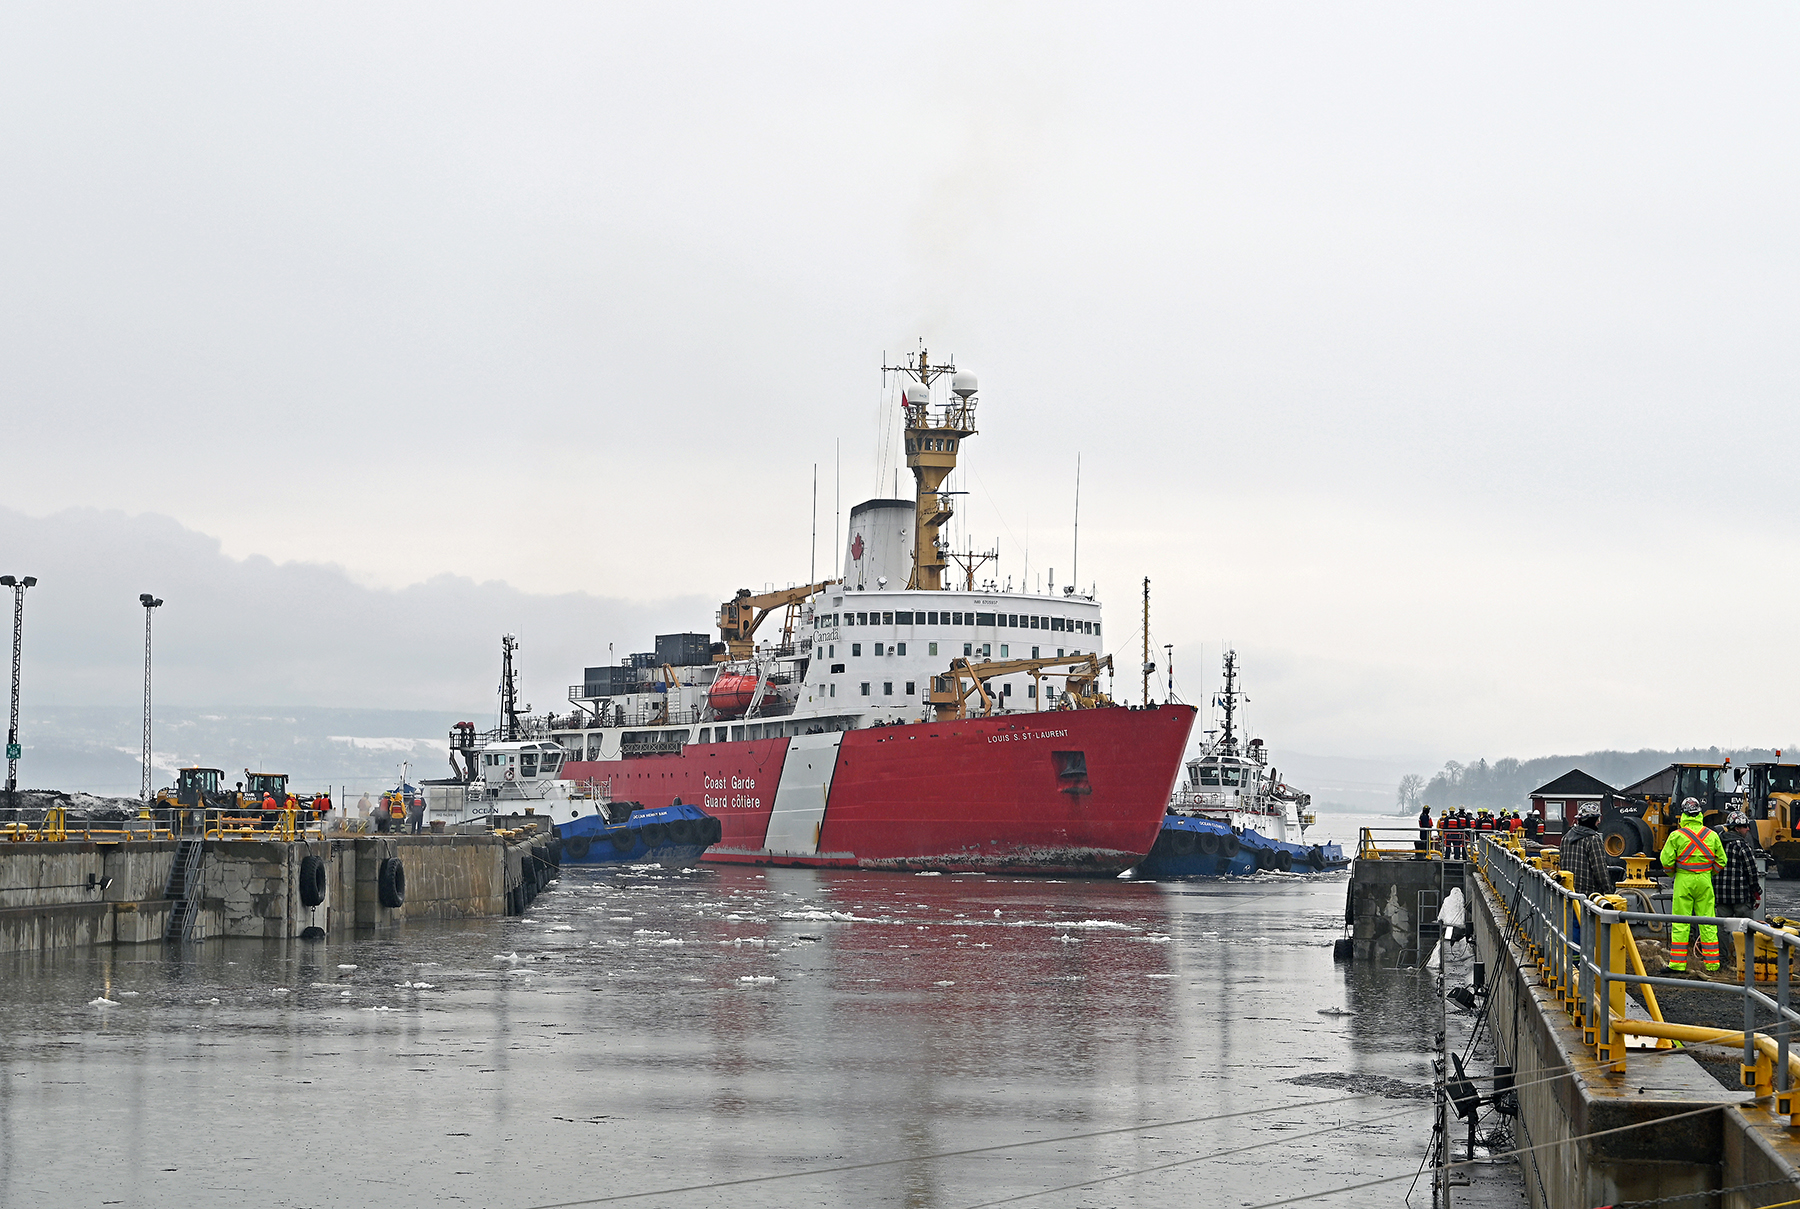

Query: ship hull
[562,704,1195,876]
[1136,816,1347,878]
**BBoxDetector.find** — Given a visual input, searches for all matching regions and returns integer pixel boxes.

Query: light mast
[886,348,978,591]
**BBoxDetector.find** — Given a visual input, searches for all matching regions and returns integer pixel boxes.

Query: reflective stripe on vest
[1675,826,1720,873]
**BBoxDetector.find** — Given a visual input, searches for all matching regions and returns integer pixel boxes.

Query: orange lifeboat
[708,674,760,718]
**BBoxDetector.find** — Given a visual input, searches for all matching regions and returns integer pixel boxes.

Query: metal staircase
[164,836,204,942]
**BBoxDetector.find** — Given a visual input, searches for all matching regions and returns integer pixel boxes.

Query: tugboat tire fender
[669,820,701,846]
[565,834,592,860]
[1275,850,1293,873]
[640,822,670,847]
[1307,846,1326,871]
[609,830,635,853]
[1170,829,1197,856]
[1221,833,1241,858]
[1197,831,1221,856]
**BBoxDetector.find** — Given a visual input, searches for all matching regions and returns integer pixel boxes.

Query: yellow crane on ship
[715,579,839,661]
[927,652,1114,722]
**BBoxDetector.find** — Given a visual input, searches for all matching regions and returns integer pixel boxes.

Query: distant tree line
[1395,746,1796,815]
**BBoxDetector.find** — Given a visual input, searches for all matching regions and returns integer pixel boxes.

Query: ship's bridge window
[1030,616,1041,629]
[1051,617,1064,631]
[883,611,893,625]
[896,643,906,655]
[520,753,539,777]
[927,611,938,625]
[952,611,964,625]
[542,751,562,773]
[1199,767,1221,786]
[1221,768,1242,786]
[857,612,868,625]
[586,735,602,760]
[896,611,912,625]
[975,613,995,626]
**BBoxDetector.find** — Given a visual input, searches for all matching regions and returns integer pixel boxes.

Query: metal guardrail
[1357,826,1444,860]
[1475,831,1800,1110]
[0,805,328,843]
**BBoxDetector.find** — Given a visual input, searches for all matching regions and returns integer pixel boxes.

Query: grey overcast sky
[3,4,1797,760]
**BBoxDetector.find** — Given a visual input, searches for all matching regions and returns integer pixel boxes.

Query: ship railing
[1474,832,1800,1107]
[1355,827,1442,861]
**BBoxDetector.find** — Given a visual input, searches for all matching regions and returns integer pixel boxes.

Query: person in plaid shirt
[1558,803,1612,896]
[1717,810,1763,920]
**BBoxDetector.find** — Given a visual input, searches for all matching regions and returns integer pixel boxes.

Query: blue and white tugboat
[423,637,724,866]
[557,797,723,865]
[1135,650,1346,877]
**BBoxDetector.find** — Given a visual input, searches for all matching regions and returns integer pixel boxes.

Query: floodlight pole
[1,575,37,813]
[140,594,163,801]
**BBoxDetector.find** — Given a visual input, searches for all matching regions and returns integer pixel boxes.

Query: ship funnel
[903,382,930,407]
[951,372,978,398]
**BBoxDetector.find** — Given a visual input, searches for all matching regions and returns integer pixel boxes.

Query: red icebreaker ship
[543,350,1194,875]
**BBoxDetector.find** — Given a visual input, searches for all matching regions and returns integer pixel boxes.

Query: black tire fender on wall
[298,854,327,907]
[378,857,406,908]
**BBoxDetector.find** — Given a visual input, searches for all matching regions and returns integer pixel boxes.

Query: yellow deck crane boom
[927,653,1114,722]
[716,580,839,661]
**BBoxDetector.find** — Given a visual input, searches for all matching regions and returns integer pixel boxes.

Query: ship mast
[1141,577,1151,706]
[885,347,977,591]
[500,634,521,741]
[1217,649,1240,756]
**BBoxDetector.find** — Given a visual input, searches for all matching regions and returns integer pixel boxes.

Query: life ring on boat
[298,854,328,907]
[609,829,634,853]
[1275,850,1293,873]
[1307,846,1326,871]
[504,766,515,782]
[1197,831,1221,856]
[1221,833,1241,858]
[564,834,592,860]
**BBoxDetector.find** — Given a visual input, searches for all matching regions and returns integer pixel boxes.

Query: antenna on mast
[1072,453,1081,590]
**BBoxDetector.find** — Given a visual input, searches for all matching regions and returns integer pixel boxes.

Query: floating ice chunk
[915,871,941,877]
[89,997,120,1007]
[633,929,670,936]
[337,964,358,970]
[1064,920,1133,929]
[1145,973,1178,979]
[779,910,867,922]
[359,1006,398,1012]
[1055,935,1081,944]
[495,953,522,962]
[738,976,777,984]
[412,983,435,989]
[610,917,634,923]
[933,981,955,987]
[339,990,352,997]
[1133,934,1173,943]
[548,925,575,932]
[994,910,1001,918]
[272,988,291,995]
[119,990,140,997]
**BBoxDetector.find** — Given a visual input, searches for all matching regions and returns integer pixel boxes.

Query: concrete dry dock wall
[1347,856,1456,965]
[0,830,553,953]
[1469,863,1800,1207]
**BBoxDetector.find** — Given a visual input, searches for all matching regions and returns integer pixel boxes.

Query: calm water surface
[2,856,1497,1208]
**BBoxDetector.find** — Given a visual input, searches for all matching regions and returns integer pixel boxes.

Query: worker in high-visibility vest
[1659,797,1726,974]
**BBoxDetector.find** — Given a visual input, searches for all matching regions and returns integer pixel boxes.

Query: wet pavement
[2,857,1521,1208]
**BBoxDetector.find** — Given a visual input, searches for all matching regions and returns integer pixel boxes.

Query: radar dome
[951,372,978,398]
[903,382,930,406]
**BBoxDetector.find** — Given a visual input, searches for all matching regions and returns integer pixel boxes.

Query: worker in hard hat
[1716,811,1763,966]
[1659,797,1725,974]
